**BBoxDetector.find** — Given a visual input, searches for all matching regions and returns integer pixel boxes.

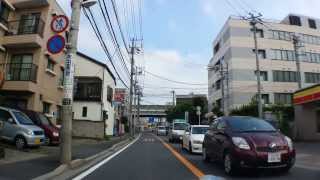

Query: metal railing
[0,63,38,82]
[5,18,45,37]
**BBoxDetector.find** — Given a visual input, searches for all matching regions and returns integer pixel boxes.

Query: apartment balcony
[3,18,45,48]
[11,0,49,9]
[0,63,38,93]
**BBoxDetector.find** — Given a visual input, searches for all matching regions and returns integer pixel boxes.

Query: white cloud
[137,49,208,104]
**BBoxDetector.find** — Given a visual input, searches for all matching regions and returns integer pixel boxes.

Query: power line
[138,0,143,40]
[98,0,130,78]
[224,0,244,17]
[144,70,208,86]
[83,8,129,89]
[143,86,208,90]
[233,0,250,14]
[110,0,130,53]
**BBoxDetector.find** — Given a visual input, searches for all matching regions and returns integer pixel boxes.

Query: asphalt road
[80,133,197,180]
[76,132,320,180]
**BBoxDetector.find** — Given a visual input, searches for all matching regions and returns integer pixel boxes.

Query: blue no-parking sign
[47,35,65,54]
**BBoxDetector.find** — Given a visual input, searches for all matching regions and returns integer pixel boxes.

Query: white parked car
[182,125,209,153]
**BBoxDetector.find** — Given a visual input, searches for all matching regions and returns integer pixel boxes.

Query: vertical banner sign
[63,54,74,105]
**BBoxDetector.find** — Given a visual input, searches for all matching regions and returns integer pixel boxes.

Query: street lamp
[82,0,97,8]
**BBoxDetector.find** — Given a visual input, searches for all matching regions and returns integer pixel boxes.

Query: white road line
[72,134,141,180]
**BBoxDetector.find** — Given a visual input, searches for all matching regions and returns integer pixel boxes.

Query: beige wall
[0,0,67,124]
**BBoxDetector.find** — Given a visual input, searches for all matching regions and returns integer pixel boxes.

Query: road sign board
[51,15,69,33]
[47,35,66,54]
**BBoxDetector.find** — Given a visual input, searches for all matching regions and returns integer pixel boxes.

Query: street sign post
[51,15,69,33]
[47,35,66,54]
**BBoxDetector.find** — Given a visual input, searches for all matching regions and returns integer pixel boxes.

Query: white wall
[74,53,116,136]
[73,102,101,121]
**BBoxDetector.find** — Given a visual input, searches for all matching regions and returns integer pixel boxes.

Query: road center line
[154,135,205,179]
[72,134,141,180]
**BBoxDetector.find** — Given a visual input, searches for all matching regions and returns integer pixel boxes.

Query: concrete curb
[33,135,138,180]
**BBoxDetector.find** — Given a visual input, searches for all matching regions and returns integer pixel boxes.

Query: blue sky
[57,0,320,105]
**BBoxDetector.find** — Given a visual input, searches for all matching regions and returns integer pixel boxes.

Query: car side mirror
[8,118,14,124]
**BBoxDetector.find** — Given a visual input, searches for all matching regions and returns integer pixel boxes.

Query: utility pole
[220,62,225,115]
[137,89,141,132]
[246,13,263,118]
[171,90,175,106]
[293,35,302,89]
[60,0,96,164]
[225,63,229,116]
[129,39,135,137]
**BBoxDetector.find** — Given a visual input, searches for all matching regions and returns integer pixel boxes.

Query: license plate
[268,152,281,163]
[34,138,40,144]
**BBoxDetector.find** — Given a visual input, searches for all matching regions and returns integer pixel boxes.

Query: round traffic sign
[47,35,66,54]
[51,15,69,33]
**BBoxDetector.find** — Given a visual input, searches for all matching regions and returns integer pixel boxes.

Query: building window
[301,34,320,45]
[82,107,87,117]
[289,15,301,26]
[274,93,292,104]
[214,42,220,54]
[251,28,264,38]
[271,49,296,61]
[74,78,102,101]
[305,72,320,83]
[47,58,55,71]
[18,13,42,35]
[262,94,270,104]
[43,102,51,114]
[255,71,268,81]
[0,1,10,26]
[215,79,221,90]
[273,71,297,82]
[107,86,113,102]
[253,49,266,59]
[304,52,320,63]
[270,30,293,41]
[58,68,64,86]
[308,19,317,29]
[7,54,37,81]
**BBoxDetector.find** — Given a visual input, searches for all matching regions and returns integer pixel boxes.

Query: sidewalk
[0,135,129,180]
[295,142,320,170]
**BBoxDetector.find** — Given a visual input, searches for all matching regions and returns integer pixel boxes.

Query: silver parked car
[0,106,45,149]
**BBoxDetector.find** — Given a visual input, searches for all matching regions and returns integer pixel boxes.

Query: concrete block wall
[72,120,105,139]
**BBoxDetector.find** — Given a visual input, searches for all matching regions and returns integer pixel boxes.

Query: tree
[166,102,193,123]
[166,97,208,124]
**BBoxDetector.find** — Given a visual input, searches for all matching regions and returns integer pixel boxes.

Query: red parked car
[23,110,60,145]
[202,116,295,175]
